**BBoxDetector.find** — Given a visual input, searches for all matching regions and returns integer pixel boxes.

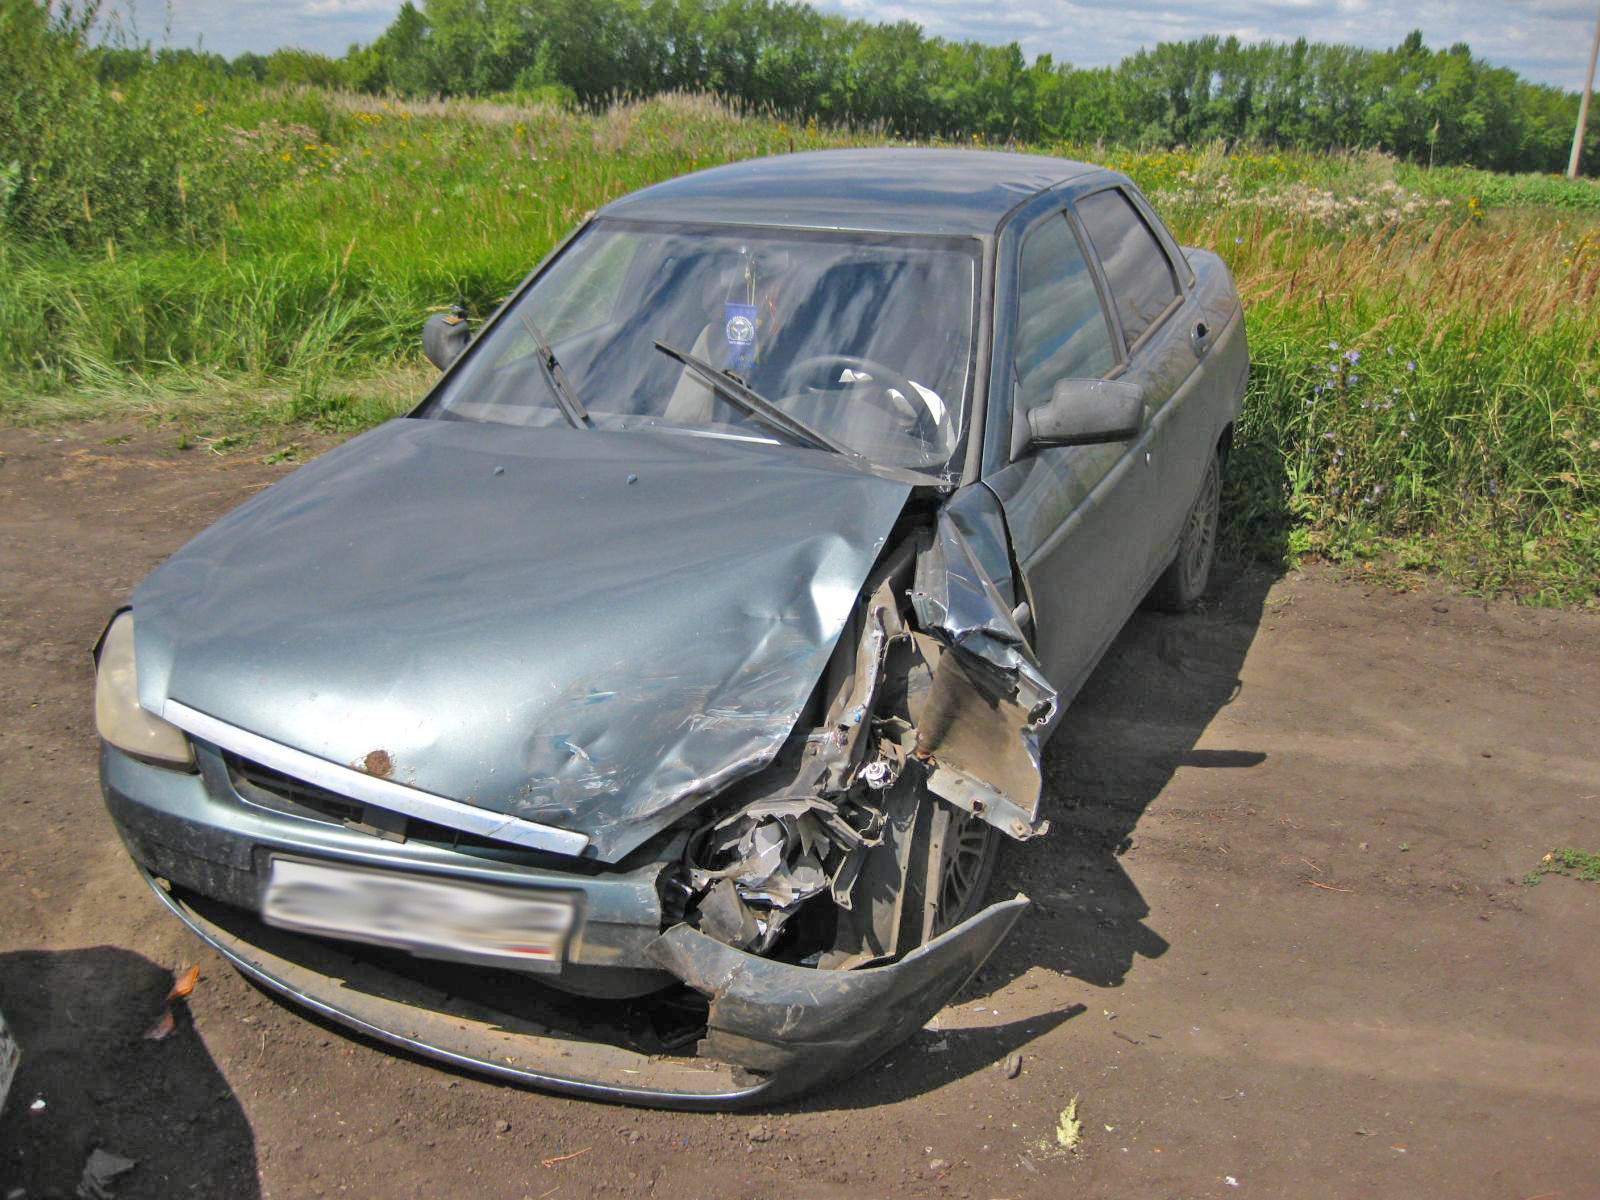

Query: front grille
[223,753,565,859]
[227,753,365,825]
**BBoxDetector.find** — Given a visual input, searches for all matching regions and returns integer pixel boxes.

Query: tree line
[100,0,1597,175]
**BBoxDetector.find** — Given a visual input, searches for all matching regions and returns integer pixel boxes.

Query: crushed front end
[99,483,1058,1108]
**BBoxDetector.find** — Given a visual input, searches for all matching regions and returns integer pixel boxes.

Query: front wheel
[899,799,1000,949]
[1149,449,1222,613]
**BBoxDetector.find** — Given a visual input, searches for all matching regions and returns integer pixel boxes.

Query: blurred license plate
[263,858,574,969]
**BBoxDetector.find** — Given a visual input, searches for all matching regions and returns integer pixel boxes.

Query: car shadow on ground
[800,559,1279,1111]
[0,947,259,1200]
[982,559,1277,993]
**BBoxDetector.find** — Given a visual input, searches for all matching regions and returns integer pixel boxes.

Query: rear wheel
[1149,449,1222,613]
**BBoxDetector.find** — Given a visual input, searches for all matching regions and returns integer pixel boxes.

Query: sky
[116,0,1600,91]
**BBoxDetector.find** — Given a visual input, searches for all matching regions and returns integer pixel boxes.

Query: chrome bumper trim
[161,699,590,857]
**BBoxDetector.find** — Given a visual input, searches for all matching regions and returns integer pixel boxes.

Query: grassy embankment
[2,88,1597,603]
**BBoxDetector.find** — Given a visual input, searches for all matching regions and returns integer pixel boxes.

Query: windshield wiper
[518,312,591,430]
[652,341,859,461]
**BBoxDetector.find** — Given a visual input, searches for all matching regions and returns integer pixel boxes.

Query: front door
[984,208,1153,705]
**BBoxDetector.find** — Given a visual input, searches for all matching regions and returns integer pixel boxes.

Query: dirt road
[2,424,1597,1200]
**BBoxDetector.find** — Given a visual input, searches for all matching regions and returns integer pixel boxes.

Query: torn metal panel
[130,419,915,862]
[648,895,1029,1096]
[909,493,1059,840]
[906,634,1052,841]
[911,501,1057,723]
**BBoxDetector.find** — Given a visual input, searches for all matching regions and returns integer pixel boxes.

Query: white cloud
[124,0,1597,89]
[300,0,399,14]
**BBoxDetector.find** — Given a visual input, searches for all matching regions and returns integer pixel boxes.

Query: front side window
[1014,213,1117,414]
[1075,188,1180,347]
[425,220,979,471]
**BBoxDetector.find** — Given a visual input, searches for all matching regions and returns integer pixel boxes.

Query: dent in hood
[132,419,913,861]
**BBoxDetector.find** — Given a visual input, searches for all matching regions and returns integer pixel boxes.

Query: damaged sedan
[96,148,1247,1107]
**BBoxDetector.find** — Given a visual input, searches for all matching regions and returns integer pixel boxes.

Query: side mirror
[422,308,471,371]
[1027,378,1145,448]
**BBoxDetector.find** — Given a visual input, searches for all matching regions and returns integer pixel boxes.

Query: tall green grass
[1,86,1596,604]
[0,93,852,388]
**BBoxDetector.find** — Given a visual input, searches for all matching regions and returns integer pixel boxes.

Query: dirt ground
[1,423,1597,1200]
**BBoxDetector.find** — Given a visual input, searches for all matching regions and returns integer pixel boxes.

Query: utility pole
[1570,0,1600,178]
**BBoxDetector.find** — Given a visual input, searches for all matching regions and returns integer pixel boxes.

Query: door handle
[1191,320,1212,357]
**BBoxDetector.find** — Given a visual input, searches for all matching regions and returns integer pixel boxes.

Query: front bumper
[104,742,1028,1108]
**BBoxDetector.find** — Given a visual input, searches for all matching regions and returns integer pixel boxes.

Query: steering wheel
[785,354,942,438]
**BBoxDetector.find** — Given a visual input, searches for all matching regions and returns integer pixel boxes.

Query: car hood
[132,418,914,862]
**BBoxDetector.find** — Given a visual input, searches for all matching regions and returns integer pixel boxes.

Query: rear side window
[1014,214,1117,413]
[1075,189,1179,347]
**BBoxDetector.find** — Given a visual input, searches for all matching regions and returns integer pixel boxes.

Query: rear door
[1074,185,1225,575]
[983,206,1152,704]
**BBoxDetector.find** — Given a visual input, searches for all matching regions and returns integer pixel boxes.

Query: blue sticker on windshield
[724,302,756,371]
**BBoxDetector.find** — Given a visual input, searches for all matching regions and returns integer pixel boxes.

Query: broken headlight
[94,612,194,770]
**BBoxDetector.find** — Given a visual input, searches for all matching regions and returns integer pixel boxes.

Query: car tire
[902,799,1001,947]
[1149,448,1222,613]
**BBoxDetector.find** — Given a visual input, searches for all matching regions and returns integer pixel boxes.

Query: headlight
[94,612,194,770]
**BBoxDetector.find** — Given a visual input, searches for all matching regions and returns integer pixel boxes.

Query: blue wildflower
[1344,349,1361,364]
[1406,360,1417,373]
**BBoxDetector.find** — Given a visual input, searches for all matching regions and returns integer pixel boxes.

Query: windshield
[426,220,979,470]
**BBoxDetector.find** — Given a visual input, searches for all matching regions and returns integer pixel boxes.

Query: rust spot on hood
[356,749,394,778]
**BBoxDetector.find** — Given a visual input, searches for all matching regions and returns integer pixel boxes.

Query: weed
[1055,1096,1083,1152]
[1523,848,1600,886]
[262,443,302,464]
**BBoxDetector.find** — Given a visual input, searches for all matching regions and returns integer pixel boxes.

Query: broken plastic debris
[167,965,200,1002]
[30,1097,46,1111]
[144,964,201,1041]
[77,1148,136,1200]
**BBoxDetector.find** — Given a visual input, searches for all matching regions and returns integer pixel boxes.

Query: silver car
[96,148,1247,1107]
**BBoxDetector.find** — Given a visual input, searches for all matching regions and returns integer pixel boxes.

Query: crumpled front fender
[649,894,1029,1102]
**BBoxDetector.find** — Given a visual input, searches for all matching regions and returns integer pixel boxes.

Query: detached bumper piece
[143,869,1027,1110]
[650,895,1028,1100]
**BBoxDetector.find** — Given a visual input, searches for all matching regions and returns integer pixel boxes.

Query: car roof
[596,147,1107,237]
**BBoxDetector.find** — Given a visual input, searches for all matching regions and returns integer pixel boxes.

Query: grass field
[3,88,1597,604]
